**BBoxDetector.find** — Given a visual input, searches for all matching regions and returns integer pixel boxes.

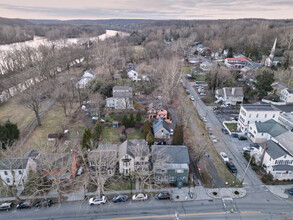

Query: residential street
[183,77,263,188]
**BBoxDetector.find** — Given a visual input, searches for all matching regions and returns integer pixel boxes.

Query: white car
[210,136,217,143]
[132,193,148,201]
[201,117,207,123]
[190,96,195,101]
[200,93,206,96]
[243,146,254,152]
[220,152,229,162]
[170,129,174,136]
[89,196,107,205]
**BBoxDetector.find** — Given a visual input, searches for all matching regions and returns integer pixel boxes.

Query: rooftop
[152,145,190,164]
[118,139,149,159]
[223,87,244,97]
[273,131,293,155]
[278,112,293,129]
[275,105,293,113]
[241,104,280,112]
[272,165,293,171]
[255,119,288,137]
[226,58,247,62]
[153,118,170,134]
[0,158,29,170]
[287,88,293,94]
[271,82,287,90]
[259,140,292,159]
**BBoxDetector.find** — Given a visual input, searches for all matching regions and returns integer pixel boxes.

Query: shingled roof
[152,145,190,164]
[0,158,29,170]
[153,118,170,134]
[255,119,288,137]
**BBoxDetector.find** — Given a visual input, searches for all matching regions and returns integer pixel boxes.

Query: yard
[126,128,144,140]
[224,122,238,133]
[181,66,191,74]
[105,176,135,191]
[195,75,207,81]
[101,127,122,144]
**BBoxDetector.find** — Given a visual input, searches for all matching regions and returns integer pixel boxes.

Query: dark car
[238,136,247,141]
[154,140,166,145]
[17,201,32,209]
[112,195,128,203]
[0,202,13,211]
[289,189,293,195]
[35,200,52,208]
[155,192,171,200]
[226,161,237,173]
[222,128,229,134]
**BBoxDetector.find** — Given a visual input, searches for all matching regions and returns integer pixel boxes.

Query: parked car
[190,96,195,101]
[77,167,84,176]
[154,140,166,145]
[112,195,128,203]
[213,106,219,110]
[17,201,32,209]
[243,146,254,152]
[231,133,238,138]
[238,136,247,141]
[89,196,107,205]
[155,192,171,200]
[170,129,174,136]
[220,152,229,162]
[226,161,237,173]
[289,189,293,195]
[222,128,229,134]
[0,202,13,211]
[201,117,207,123]
[186,89,190,95]
[132,193,148,201]
[35,200,51,208]
[210,135,217,143]
[200,93,206,96]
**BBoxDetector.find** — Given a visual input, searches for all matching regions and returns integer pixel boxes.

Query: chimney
[260,143,268,167]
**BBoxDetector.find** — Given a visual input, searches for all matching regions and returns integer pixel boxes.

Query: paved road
[184,77,262,188]
[1,189,292,220]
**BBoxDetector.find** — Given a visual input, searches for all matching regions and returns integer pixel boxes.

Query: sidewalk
[266,184,293,199]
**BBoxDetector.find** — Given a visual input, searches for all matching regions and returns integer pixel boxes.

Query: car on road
[154,140,166,145]
[132,193,148,201]
[220,152,229,162]
[226,161,237,173]
[190,96,195,101]
[222,128,229,134]
[112,195,128,203]
[210,135,217,143]
[0,202,13,211]
[231,133,238,138]
[89,196,107,205]
[289,189,293,195]
[186,89,190,95]
[170,129,174,136]
[201,117,207,123]
[238,136,247,140]
[35,200,52,208]
[155,192,171,200]
[17,201,32,209]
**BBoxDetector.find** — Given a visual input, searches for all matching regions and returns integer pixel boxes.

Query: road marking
[96,211,263,220]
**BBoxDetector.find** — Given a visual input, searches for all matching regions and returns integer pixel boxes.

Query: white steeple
[265,37,277,67]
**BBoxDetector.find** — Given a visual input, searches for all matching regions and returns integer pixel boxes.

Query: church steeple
[265,37,277,67]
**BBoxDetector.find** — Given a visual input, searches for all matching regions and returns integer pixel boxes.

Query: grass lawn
[127,129,144,140]
[106,177,135,191]
[101,127,121,144]
[0,98,35,133]
[107,113,145,123]
[225,123,238,132]
[195,75,207,81]
[181,66,191,74]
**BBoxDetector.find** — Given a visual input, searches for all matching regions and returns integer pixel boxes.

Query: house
[237,104,281,134]
[89,144,118,176]
[106,86,133,109]
[251,140,293,180]
[248,119,288,143]
[127,70,140,82]
[215,87,244,105]
[118,140,149,176]
[280,88,293,104]
[0,158,37,186]
[147,108,172,124]
[272,131,293,156]
[153,118,171,139]
[37,153,78,180]
[200,61,216,71]
[271,82,288,96]
[278,112,293,130]
[224,58,247,69]
[152,145,190,186]
[76,70,95,89]
[187,55,201,64]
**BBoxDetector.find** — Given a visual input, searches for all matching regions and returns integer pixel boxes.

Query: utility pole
[241,155,253,184]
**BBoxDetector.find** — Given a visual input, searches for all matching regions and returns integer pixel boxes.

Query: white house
[215,87,244,105]
[224,58,247,69]
[237,104,281,134]
[118,140,149,176]
[106,86,133,109]
[127,70,140,82]
[280,88,293,104]
[252,140,293,180]
[0,158,37,187]
[247,119,288,144]
[76,70,95,89]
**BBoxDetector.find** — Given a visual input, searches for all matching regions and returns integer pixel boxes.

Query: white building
[280,88,293,104]
[265,38,277,67]
[76,70,95,89]
[118,140,149,176]
[127,70,140,82]
[248,119,288,144]
[215,87,244,105]
[0,158,37,187]
[237,104,281,134]
[224,58,247,69]
[252,140,293,180]
[106,86,133,109]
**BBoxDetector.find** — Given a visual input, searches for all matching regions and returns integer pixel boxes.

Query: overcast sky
[0,0,292,20]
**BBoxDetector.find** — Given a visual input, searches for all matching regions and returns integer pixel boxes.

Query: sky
[0,0,293,20]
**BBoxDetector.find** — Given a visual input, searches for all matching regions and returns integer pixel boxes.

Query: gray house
[152,145,190,187]
[106,86,133,109]
[215,87,244,105]
[153,118,170,139]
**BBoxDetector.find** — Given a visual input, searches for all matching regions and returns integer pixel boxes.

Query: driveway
[183,77,263,188]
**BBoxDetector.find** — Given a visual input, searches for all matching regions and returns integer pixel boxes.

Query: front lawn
[101,128,121,144]
[105,176,135,191]
[224,123,238,132]
[195,75,207,81]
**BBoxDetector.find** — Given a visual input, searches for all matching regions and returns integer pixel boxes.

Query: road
[184,77,262,188]
[1,190,292,220]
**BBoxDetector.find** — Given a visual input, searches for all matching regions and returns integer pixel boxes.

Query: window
[265,114,267,118]
[273,114,275,118]
[4,171,8,175]
[261,133,263,136]
[161,130,164,132]
[249,114,251,118]
[18,170,22,175]
[256,114,259,118]
[6,178,10,183]
[247,121,250,124]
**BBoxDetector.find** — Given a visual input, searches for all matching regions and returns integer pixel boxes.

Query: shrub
[261,176,269,184]
[243,152,250,161]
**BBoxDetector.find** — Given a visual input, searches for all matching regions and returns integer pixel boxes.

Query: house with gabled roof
[153,118,171,139]
[215,87,244,105]
[106,86,133,109]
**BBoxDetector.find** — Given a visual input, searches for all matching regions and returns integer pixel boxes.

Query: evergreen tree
[146,131,155,146]
[0,121,20,149]
[143,120,152,139]
[122,115,130,128]
[227,47,233,58]
[136,112,142,122]
[92,122,103,145]
[253,71,275,99]
[81,128,92,150]
[129,113,135,127]
[171,125,184,145]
